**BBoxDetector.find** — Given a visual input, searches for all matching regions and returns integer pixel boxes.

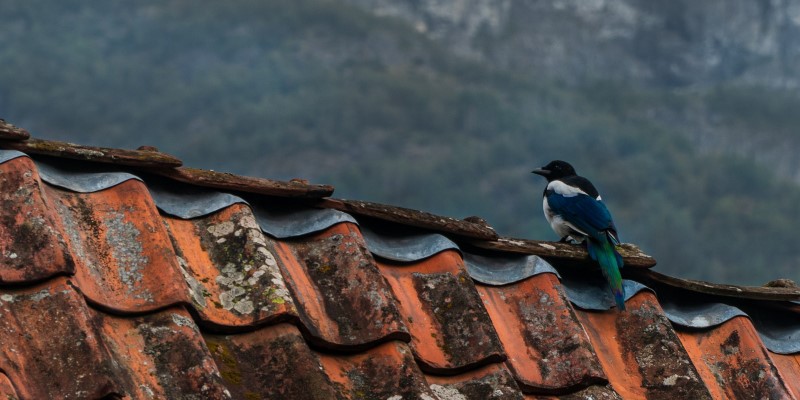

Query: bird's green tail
[587,237,625,311]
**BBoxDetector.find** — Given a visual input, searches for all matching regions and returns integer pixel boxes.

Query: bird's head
[531,160,577,181]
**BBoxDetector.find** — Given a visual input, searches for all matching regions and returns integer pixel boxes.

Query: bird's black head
[531,160,577,182]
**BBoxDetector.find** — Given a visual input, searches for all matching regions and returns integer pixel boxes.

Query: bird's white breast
[542,196,575,239]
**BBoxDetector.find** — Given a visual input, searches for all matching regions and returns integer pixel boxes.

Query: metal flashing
[147,179,247,219]
[35,158,141,193]
[0,149,28,164]
[562,276,652,311]
[661,301,747,329]
[463,252,558,286]
[360,225,459,262]
[252,203,357,239]
[748,307,800,354]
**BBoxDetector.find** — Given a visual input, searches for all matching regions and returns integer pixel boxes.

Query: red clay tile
[477,273,607,394]
[163,204,296,329]
[425,363,524,400]
[770,353,800,398]
[205,323,343,400]
[0,372,19,400]
[523,385,622,399]
[318,340,436,399]
[97,305,230,399]
[46,180,188,312]
[676,316,794,399]
[0,278,124,399]
[376,250,506,373]
[0,156,74,283]
[575,292,712,400]
[273,222,409,349]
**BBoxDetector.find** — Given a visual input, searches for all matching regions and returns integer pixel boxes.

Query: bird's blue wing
[545,191,615,242]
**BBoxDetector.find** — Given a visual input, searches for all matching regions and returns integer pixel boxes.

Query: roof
[1,118,799,399]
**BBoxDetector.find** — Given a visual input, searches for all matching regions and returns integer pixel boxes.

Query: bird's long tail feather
[587,235,625,311]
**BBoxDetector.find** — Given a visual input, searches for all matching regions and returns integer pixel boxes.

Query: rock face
[344,0,800,88]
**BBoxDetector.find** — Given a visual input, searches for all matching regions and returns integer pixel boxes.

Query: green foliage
[1,0,799,284]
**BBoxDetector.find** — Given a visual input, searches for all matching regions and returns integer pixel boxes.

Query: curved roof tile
[1,134,799,399]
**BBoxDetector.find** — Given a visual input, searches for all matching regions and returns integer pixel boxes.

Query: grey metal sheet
[0,149,28,164]
[661,301,747,329]
[748,307,800,354]
[561,275,651,311]
[252,203,357,239]
[147,179,248,219]
[464,252,559,285]
[361,225,459,262]
[35,158,141,193]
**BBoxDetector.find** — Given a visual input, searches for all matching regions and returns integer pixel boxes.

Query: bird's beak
[531,168,549,176]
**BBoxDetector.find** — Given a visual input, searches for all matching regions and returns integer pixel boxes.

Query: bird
[532,160,626,310]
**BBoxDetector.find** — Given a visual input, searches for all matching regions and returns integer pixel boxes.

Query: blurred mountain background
[2,0,800,284]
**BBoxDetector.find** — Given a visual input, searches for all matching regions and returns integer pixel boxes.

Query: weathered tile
[1,138,183,168]
[0,278,124,399]
[575,292,712,400]
[0,119,29,140]
[318,341,436,400]
[377,250,506,373]
[523,385,622,399]
[557,385,622,399]
[205,323,342,400]
[0,156,74,283]
[273,222,409,349]
[97,306,231,399]
[676,316,794,399]
[0,372,19,400]
[770,352,800,398]
[425,363,524,400]
[478,273,607,394]
[47,180,188,311]
[163,203,296,329]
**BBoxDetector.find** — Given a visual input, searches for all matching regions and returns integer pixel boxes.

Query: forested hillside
[2,0,800,284]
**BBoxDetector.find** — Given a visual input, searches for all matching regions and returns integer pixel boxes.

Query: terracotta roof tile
[0,372,18,400]
[0,278,125,399]
[770,352,800,398]
[205,323,342,400]
[574,292,712,400]
[277,222,410,349]
[675,316,794,399]
[163,204,297,329]
[424,363,524,400]
[1,132,800,399]
[46,181,189,312]
[376,250,506,374]
[317,341,435,399]
[96,306,230,399]
[477,272,606,394]
[0,156,74,283]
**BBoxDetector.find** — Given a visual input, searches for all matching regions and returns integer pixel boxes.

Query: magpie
[532,160,626,310]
